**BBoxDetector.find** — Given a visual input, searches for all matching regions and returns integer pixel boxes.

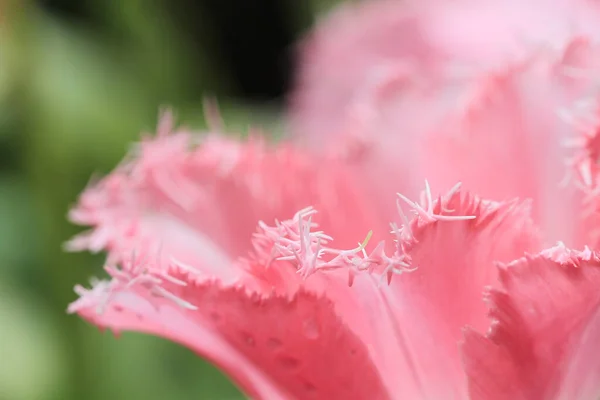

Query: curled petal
[69,269,390,400]
[462,243,600,400]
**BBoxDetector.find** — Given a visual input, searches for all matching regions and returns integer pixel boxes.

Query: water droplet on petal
[240,331,256,347]
[277,355,300,370]
[302,318,320,339]
[113,304,124,312]
[209,311,222,322]
[266,337,283,349]
[302,380,317,393]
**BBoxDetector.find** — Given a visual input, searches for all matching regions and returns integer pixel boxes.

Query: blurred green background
[0,1,340,399]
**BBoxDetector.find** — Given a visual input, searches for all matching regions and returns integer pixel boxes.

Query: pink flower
[290,0,600,247]
[68,1,600,399]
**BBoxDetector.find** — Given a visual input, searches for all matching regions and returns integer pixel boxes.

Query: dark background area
[38,0,309,100]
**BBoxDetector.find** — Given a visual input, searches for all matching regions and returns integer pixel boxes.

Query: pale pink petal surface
[289,0,600,246]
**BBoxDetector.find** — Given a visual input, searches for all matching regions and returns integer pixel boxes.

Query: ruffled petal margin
[69,272,390,400]
[362,186,541,399]
[462,243,600,400]
[67,112,383,286]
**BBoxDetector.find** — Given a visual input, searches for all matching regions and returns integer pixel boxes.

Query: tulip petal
[290,0,442,217]
[367,188,541,398]
[462,243,600,400]
[69,267,390,400]
[290,0,600,247]
[421,50,600,248]
[290,0,437,145]
[67,113,382,285]
[67,114,394,398]
[257,186,541,399]
[291,0,600,147]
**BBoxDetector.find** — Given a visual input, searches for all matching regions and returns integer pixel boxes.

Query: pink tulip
[69,0,600,399]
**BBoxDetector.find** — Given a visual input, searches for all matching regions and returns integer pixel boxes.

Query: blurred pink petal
[421,43,600,249]
[289,0,600,246]
[291,0,600,143]
[462,243,600,400]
